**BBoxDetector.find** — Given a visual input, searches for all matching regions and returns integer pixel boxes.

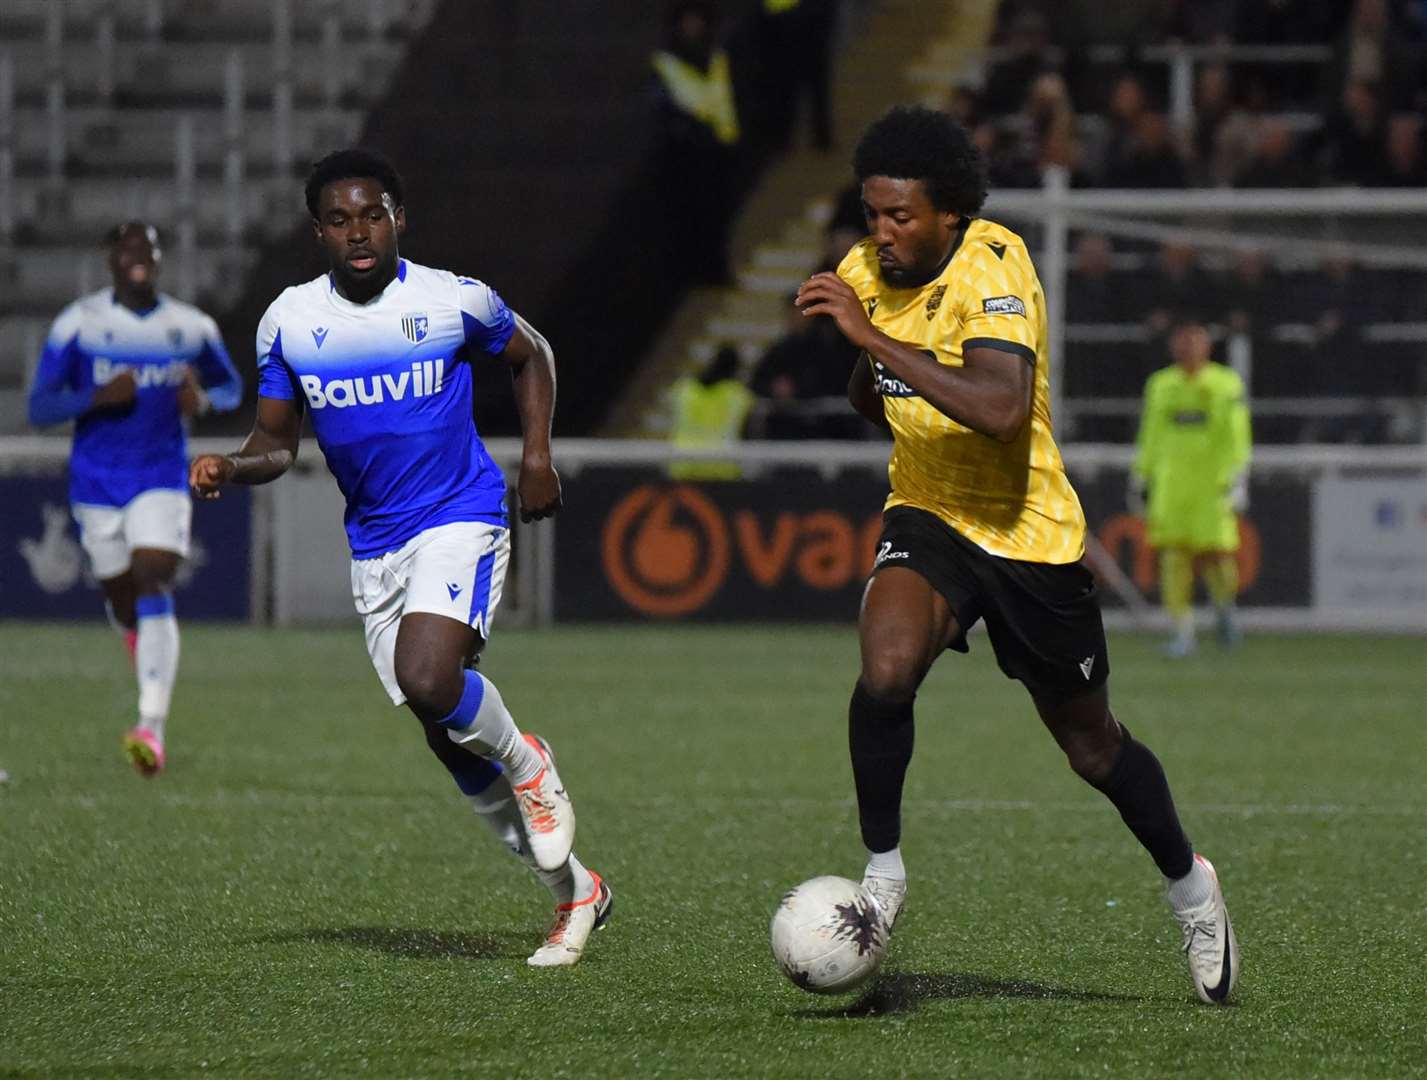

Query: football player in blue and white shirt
[190,150,610,967]
[28,222,241,776]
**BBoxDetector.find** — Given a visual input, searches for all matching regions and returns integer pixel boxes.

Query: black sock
[848,681,915,853]
[1090,723,1193,880]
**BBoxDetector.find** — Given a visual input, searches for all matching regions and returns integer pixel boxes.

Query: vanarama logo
[301,360,446,409]
[602,487,730,617]
[601,485,884,617]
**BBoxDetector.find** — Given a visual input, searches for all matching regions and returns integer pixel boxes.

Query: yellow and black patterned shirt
[837,217,1086,564]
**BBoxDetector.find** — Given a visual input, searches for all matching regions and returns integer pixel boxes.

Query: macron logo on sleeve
[301,359,446,409]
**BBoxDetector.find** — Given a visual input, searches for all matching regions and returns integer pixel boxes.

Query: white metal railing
[984,177,1427,431]
[3,437,1421,630]
[4,437,1422,475]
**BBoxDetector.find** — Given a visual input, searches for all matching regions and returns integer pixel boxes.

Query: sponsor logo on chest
[92,356,187,387]
[300,359,447,410]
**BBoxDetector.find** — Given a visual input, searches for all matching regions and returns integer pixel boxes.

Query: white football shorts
[71,488,193,580]
[350,519,510,705]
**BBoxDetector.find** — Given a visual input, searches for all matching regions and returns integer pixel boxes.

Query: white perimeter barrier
[1,437,1423,633]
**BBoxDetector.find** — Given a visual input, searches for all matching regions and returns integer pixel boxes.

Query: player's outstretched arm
[189,396,301,500]
[797,272,1032,442]
[501,313,562,523]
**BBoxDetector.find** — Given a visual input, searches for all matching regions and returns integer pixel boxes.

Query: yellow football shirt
[836,217,1086,564]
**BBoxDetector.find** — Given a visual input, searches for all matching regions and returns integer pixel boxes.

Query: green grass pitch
[1,622,1423,1078]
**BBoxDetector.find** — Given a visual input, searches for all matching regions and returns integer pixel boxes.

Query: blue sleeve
[192,322,243,412]
[27,334,91,427]
[458,278,517,356]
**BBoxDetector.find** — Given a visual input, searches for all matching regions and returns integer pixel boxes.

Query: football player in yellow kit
[795,105,1237,1004]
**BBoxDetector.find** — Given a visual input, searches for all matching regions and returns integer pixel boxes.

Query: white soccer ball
[770,875,889,994]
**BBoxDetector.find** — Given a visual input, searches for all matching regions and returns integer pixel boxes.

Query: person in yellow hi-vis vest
[669,345,753,480]
[652,2,741,285]
[1131,317,1252,658]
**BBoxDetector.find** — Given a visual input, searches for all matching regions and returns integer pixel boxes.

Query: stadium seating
[0,0,437,427]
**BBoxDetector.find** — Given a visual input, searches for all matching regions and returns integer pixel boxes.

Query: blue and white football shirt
[254,259,517,558]
[28,290,242,507]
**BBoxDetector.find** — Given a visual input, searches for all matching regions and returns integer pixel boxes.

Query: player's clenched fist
[189,453,234,500]
[517,459,562,522]
[795,272,875,350]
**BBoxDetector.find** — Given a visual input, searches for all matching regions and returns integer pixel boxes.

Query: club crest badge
[401,312,429,344]
[925,285,948,320]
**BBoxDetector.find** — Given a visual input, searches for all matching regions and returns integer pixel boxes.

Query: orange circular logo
[601,485,730,616]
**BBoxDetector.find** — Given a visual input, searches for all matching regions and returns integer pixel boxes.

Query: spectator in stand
[1097,72,1186,188]
[1190,67,1270,187]
[1381,113,1427,185]
[946,84,982,130]
[815,183,867,275]
[1330,0,1420,108]
[1102,70,1150,155]
[1164,0,1238,43]
[982,10,1054,118]
[1105,111,1188,188]
[1066,232,1137,323]
[1319,79,1390,185]
[1235,0,1342,44]
[1221,248,1284,340]
[651,1,742,285]
[759,0,837,152]
[984,71,1080,188]
[1299,257,1373,403]
[1189,64,1233,183]
[1236,118,1314,187]
[749,298,860,439]
[1146,243,1217,332]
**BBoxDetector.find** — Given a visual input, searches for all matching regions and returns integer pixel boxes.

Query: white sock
[135,598,179,741]
[537,854,594,907]
[865,846,906,881]
[1166,858,1213,912]
[1174,613,1196,644]
[445,673,541,785]
[468,778,591,905]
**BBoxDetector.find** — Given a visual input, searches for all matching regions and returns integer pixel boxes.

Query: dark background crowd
[738,0,1426,447]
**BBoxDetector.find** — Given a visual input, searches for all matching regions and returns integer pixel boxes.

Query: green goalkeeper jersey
[1133,361,1252,549]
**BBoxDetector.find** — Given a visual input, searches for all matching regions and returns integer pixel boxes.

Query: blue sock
[423,671,501,795]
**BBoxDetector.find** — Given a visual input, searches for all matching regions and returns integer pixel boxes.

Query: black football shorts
[871,505,1109,699]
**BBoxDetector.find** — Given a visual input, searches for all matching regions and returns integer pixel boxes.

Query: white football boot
[512,734,575,872]
[527,871,614,968]
[1170,853,1239,1004]
[861,875,907,930]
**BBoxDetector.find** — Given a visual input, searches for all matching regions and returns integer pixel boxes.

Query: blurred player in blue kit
[27,222,242,775]
[189,150,610,967]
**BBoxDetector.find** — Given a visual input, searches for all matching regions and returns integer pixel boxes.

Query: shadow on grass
[791,971,1144,1018]
[254,926,530,960]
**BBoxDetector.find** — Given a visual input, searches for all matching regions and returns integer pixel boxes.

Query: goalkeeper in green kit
[1131,317,1252,657]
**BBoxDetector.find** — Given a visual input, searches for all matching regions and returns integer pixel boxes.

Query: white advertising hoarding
[1313,476,1427,630]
